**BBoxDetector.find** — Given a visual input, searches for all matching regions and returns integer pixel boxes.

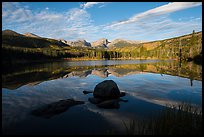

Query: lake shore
[63,57,176,61]
[3,57,176,66]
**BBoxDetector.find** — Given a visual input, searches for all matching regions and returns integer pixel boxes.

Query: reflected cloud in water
[2,60,202,134]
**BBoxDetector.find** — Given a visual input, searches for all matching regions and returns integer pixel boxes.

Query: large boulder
[93,80,121,99]
[83,80,127,109]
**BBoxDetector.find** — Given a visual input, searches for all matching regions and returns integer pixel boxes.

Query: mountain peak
[107,39,147,48]
[60,39,91,47]
[23,33,40,38]
[91,38,110,48]
[2,29,22,36]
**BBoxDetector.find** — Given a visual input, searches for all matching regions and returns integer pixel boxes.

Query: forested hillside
[2,30,202,64]
[109,31,202,61]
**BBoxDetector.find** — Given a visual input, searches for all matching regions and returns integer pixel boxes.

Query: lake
[2,59,202,135]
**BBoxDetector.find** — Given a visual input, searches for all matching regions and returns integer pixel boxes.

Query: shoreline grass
[122,102,202,135]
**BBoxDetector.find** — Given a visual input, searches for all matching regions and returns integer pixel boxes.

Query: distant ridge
[108,39,147,48]
[2,29,22,36]
[23,33,41,38]
[2,29,69,48]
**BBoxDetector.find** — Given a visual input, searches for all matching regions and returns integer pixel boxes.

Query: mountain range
[2,29,146,48]
[2,29,202,64]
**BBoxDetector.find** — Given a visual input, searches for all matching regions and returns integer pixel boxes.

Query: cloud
[66,8,90,22]
[107,2,202,28]
[2,2,202,42]
[99,5,106,8]
[102,2,202,41]
[2,3,92,40]
[104,15,202,41]
[81,2,105,9]
[2,2,33,23]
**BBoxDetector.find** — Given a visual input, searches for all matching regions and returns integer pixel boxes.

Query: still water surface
[2,60,202,135]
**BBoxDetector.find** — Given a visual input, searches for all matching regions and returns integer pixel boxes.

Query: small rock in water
[83,90,93,94]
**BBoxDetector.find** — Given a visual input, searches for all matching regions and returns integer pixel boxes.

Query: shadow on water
[2,60,202,89]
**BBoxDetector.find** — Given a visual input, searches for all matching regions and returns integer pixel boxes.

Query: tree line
[2,30,202,64]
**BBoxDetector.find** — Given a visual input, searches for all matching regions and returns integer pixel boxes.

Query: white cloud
[105,15,202,41]
[34,11,63,21]
[107,2,202,28]
[2,2,202,42]
[195,17,201,20]
[66,8,90,21]
[81,2,105,9]
[99,5,106,8]
[2,2,33,23]
[2,2,105,41]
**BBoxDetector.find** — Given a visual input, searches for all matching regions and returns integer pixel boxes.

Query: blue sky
[2,2,202,42]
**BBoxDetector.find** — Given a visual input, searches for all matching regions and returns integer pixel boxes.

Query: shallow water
[2,60,202,135]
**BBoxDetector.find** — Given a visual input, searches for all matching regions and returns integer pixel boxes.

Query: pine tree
[189,30,196,58]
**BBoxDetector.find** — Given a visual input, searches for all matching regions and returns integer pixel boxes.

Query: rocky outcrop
[69,39,91,47]
[59,39,68,44]
[59,39,91,47]
[60,38,110,48]
[91,38,110,48]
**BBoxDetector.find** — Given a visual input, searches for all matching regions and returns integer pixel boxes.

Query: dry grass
[122,102,202,135]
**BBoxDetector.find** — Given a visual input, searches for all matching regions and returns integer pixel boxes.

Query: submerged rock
[97,99,120,109]
[88,97,104,104]
[31,99,84,118]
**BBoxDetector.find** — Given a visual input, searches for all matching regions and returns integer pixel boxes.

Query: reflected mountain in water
[2,60,202,89]
[63,68,145,78]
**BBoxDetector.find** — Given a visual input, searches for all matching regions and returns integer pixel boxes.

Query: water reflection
[2,60,202,90]
[2,60,202,135]
[31,98,85,119]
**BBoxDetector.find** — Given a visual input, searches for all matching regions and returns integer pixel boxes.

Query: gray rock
[93,80,120,99]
